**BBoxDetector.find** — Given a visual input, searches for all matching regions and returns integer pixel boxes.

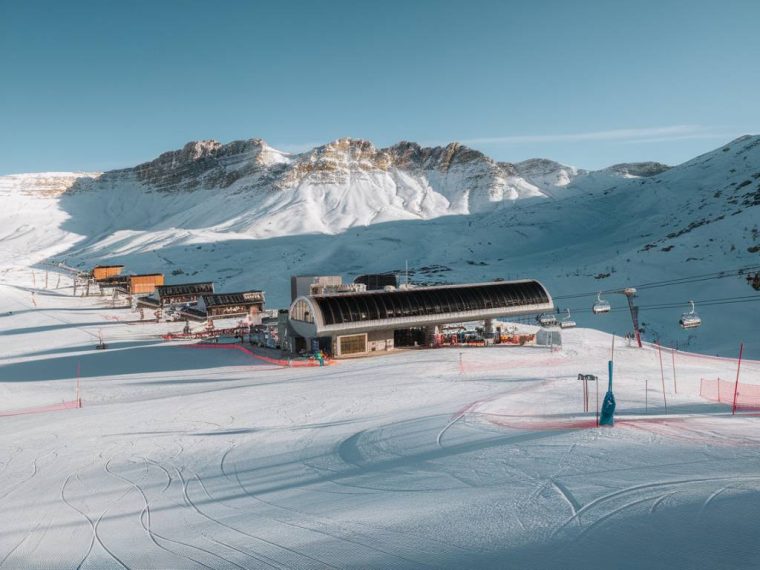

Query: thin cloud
[458,125,728,145]
[616,133,735,145]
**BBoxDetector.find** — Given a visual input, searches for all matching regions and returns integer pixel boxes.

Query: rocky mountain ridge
[7,137,674,217]
[1,135,759,355]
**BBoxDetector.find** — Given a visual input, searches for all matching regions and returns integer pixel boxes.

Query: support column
[424,325,438,347]
[484,319,494,339]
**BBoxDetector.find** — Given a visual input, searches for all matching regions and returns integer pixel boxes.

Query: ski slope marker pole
[671,343,678,394]
[611,333,616,362]
[656,341,667,413]
[595,377,599,427]
[608,360,613,393]
[732,343,744,415]
[581,375,587,412]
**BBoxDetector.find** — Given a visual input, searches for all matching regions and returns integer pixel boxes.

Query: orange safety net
[700,377,760,410]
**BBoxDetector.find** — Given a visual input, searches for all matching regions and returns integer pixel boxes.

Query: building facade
[288,280,554,357]
[196,291,265,321]
[127,274,164,295]
[92,265,124,281]
[137,282,214,309]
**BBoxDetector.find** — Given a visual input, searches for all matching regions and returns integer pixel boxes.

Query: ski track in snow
[2,264,760,567]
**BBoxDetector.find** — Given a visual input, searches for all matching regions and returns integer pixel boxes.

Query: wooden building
[127,274,164,295]
[137,282,215,309]
[92,265,124,281]
[97,273,164,295]
[197,291,265,320]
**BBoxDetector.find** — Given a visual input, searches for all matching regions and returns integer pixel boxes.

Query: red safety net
[0,399,81,418]
[700,378,760,410]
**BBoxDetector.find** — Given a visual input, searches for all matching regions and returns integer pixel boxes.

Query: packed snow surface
[2,136,760,565]
[2,266,760,568]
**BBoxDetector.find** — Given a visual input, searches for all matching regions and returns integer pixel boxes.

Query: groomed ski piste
[2,266,760,569]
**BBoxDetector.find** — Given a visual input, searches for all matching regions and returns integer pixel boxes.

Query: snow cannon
[599,360,616,426]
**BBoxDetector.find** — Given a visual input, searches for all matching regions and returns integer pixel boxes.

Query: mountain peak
[514,158,581,189]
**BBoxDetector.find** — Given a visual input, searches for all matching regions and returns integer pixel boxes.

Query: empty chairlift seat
[559,308,576,329]
[537,313,558,327]
[679,300,702,329]
[592,292,611,314]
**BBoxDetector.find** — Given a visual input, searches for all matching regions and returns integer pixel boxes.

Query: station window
[290,299,314,323]
[339,334,366,355]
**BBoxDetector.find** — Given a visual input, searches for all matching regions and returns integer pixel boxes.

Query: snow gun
[599,360,616,426]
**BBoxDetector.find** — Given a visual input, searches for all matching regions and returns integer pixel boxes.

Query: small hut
[127,274,164,295]
[91,265,124,281]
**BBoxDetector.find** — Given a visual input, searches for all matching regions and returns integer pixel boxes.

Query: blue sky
[1,0,759,174]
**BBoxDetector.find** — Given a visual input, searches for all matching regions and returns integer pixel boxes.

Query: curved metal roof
[310,280,551,326]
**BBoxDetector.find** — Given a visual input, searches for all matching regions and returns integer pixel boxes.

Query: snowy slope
[0,172,99,267]
[2,267,760,568]
[1,136,759,356]
[1,137,760,567]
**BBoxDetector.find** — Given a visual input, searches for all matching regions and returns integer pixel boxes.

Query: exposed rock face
[119,139,289,191]
[86,137,545,207]
[606,162,671,177]
[0,172,100,197]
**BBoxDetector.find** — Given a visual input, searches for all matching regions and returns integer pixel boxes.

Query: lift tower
[622,288,642,348]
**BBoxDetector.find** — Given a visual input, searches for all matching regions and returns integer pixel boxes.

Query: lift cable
[559,294,760,316]
[551,264,760,301]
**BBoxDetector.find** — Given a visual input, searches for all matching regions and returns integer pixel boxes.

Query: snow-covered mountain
[0,136,675,245]
[2,135,760,356]
[54,138,558,239]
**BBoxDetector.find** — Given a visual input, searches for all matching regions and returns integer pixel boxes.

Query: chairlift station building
[197,291,265,320]
[136,282,215,310]
[288,280,554,356]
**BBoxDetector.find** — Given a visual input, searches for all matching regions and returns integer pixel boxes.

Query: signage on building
[243,292,263,301]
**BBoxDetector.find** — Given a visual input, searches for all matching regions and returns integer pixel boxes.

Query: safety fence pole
[732,343,744,415]
[671,343,678,394]
[657,341,667,413]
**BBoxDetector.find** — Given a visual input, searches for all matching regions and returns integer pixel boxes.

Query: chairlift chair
[560,308,576,329]
[537,313,558,327]
[592,292,611,314]
[679,300,702,329]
